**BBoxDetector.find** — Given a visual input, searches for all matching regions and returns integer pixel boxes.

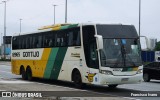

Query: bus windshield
[96,25,142,67]
[100,39,142,67]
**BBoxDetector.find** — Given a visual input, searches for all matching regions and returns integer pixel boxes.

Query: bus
[11,23,143,88]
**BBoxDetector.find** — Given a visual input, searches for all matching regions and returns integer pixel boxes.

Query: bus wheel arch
[26,66,33,81]
[20,65,27,80]
[72,68,84,88]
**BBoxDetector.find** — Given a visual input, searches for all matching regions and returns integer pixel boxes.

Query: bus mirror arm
[94,35,103,50]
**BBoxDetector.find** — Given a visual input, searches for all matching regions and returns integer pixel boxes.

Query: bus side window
[29,36,32,48]
[75,31,80,46]
[32,36,38,48]
[26,37,30,49]
[67,28,80,46]
[68,32,73,46]
[83,25,99,69]
[56,38,61,46]
[22,37,26,49]
[37,35,42,48]
[49,39,53,47]
[12,37,18,49]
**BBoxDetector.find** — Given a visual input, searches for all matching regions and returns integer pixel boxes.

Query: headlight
[136,69,143,74]
[100,70,113,75]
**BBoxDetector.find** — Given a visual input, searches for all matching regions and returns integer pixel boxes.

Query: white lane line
[0,76,32,84]
[35,82,140,100]
[123,97,142,100]
[0,81,32,84]
[0,90,6,91]
[0,67,11,70]
[0,70,12,74]
[35,82,82,91]
[0,79,32,84]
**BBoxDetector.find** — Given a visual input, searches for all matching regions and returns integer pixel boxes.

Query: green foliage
[155,41,160,51]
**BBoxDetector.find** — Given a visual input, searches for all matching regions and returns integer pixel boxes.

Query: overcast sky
[0,0,160,47]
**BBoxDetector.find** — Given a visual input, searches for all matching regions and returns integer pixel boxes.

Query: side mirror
[94,35,103,50]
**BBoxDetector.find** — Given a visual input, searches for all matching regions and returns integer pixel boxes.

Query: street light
[139,0,141,38]
[20,19,22,33]
[53,5,58,25]
[2,0,8,59]
[1,33,2,46]
[65,0,67,23]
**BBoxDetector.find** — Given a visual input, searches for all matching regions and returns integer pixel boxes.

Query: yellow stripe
[38,48,51,78]
[133,67,138,71]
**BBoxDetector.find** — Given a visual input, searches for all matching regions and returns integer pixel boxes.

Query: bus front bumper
[99,73,143,85]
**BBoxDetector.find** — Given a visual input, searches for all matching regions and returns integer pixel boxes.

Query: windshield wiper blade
[121,45,126,67]
[126,54,136,66]
[113,54,122,67]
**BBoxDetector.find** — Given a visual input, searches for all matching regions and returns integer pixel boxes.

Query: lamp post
[53,5,58,25]
[65,0,67,23]
[139,0,141,38]
[1,33,2,46]
[20,19,22,33]
[2,0,7,59]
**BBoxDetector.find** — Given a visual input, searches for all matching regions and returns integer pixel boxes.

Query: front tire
[73,70,83,88]
[143,73,150,82]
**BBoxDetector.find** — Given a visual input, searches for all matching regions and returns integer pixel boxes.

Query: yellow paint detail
[38,23,71,30]
[133,67,138,71]
[11,48,51,78]
[88,73,96,82]
[38,48,51,78]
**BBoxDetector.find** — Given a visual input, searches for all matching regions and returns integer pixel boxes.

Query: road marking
[35,82,82,91]
[0,77,32,84]
[0,70,12,74]
[0,80,32,84]
[0,90,6,91]
[123,97,142,100]
[36,82,140,100]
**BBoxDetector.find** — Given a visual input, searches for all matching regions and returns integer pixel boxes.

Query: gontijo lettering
[23,51,39,57]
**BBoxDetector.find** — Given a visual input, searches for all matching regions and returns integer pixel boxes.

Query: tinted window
[67,27,81,46]
[12,37,19,49]
[12,27,81,50]
[97,25,138,38]
[82,25,99,69]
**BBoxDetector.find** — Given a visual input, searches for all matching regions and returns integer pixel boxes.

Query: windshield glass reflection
[100,39,142,67]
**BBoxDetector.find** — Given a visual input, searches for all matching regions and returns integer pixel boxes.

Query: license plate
[121,78,129,82]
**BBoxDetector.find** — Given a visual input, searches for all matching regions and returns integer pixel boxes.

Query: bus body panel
[11,23,143,86]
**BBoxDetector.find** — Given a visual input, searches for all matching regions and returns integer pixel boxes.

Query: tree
[155,41,160,51]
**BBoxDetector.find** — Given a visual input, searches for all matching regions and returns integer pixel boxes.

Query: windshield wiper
[113,53,122,67]
[121,45,126,67]
[126,54,136,67]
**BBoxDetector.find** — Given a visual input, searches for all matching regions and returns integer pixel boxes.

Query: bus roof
[13,23,79,36]
[13,23,132,36]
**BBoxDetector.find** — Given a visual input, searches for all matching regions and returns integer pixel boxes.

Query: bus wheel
[108,84,118,88]
[26,67,33,81]
[20,67,27,80]
[143,73,150,82]
[73,70,83,88]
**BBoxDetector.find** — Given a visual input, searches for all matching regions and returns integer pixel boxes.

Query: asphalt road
[0,61,160,100]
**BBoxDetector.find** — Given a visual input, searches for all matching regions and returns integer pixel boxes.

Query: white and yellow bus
[11,23,143,88]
